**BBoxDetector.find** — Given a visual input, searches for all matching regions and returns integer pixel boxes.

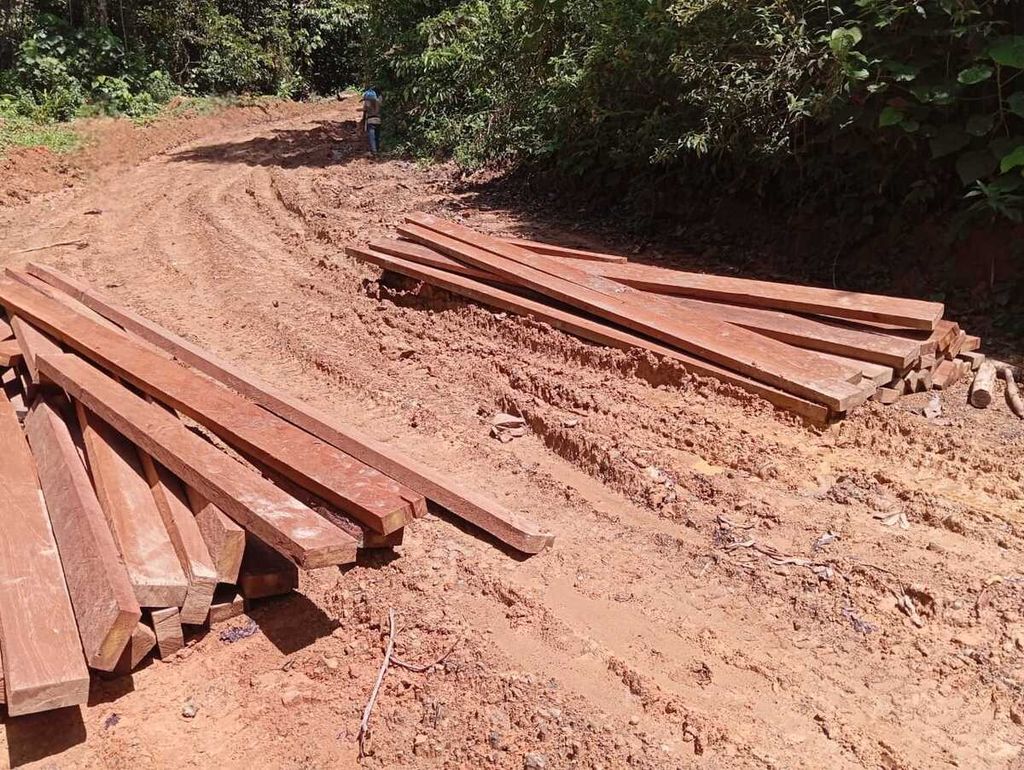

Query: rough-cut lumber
[970,362,998,408]
[0,278,420,535]
[29,264,553,553]
[932,359,961,390]
[76,401,189,608]
[946,331,968,359]
[140,455,218,625]
[209,588,247,624]
[0,314,12,340]
[959,351,985,371]
[384,238,922,371]
[874,386,902,405]
[42,354,357,568]
[813,351,894,388]
[187,487,245,583]
[961,334,981,353]
[653,296,920,369]
[24,396,141,671]
[401,216,870,410]
[238,535,299,599]
[0,338,22,367]
[347,245,831,425]
[6,268,124,333]
[536,250,943,330]
[1001,366,1024,418]
[10,315,62,385]
[110,621,157,675]
[0,389,89,715]
[149,607,184,658]
[499,236,628,263]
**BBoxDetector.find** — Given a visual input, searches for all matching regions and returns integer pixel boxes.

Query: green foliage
[361,0,1024,227]
[0,0,367,135]
[0,105,80,154]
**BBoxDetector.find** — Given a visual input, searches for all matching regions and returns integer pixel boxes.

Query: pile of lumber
[0,265,551,717]
[347,214,986,425]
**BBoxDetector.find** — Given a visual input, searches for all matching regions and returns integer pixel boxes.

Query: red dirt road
[1,98,1023,769]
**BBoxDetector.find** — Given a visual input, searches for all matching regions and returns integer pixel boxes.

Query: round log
[970,361,997,408]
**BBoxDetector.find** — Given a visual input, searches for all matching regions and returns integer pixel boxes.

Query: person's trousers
[368,124,381,154]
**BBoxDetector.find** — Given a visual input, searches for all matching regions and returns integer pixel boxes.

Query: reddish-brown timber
[140,455,218,624]
[238,535,299,599]
[109,621,156,675]
[499,236,629,263]
[41,353,357,569]
[0,278,420,535]
[24,396,142,671]
[27,263,553,553]
[0,338,22,367]
[187,487,246,584]
[346,244,832,426]
[0,314,12,340]
[75,401,190,608]
[0,388,89,715]
[149,607,184,658]
[542,253,944,330]
[10,314,63,385]
[400,215,871,411]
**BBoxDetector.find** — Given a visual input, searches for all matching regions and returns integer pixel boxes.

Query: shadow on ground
[170,119,377,169]
[4,705,87,766]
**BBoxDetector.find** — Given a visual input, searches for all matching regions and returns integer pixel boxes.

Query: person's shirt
[363,97,382,125]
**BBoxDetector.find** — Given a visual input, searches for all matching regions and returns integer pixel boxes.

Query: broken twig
[358,608,397,758]
[392,639,461,673]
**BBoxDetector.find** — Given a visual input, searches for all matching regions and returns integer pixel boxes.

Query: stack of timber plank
[0,266,551,717]
[346,213,984,425]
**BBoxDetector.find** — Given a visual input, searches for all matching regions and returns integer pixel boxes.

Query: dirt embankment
[1,98,1023,770]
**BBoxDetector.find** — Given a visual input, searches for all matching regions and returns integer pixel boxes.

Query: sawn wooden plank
[24,395,141,671]
[542,253,944,330]
[401,215,870,411]
[75,401,189,608]
[0,278,420,535]
[25,264,553,554]
[0,386,89,715]
[40,353,357,569]
[346,244,832,425]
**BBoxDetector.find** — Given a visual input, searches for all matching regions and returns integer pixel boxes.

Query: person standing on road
[361,89,382,156]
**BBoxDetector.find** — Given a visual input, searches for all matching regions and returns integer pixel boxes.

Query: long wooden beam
[346,244,832,426]
[0,338,22,367]
[188,488,246,583]
[542,253,944,330]
[0,387,89,715]
[499,237,628,263]
[140,455,218,624]
[10,315,62,384]
[380,239,918,372]
[75,401,190,608]
[0,278,420,535]
[24,396,142,671]
[39,353,358,569]
[401,215,870,411]
[26,264,554,554]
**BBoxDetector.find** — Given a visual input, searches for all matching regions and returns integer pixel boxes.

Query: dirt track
[1,97,1023,769]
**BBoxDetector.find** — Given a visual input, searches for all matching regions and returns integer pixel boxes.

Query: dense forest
[3,0,1024,232]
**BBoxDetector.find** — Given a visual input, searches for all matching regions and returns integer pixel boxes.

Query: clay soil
[1,97,1023,770]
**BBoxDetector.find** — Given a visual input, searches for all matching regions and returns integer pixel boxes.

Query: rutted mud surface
[1,98,1023,769]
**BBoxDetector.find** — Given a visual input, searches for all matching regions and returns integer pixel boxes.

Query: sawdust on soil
[1,96,1023,770]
